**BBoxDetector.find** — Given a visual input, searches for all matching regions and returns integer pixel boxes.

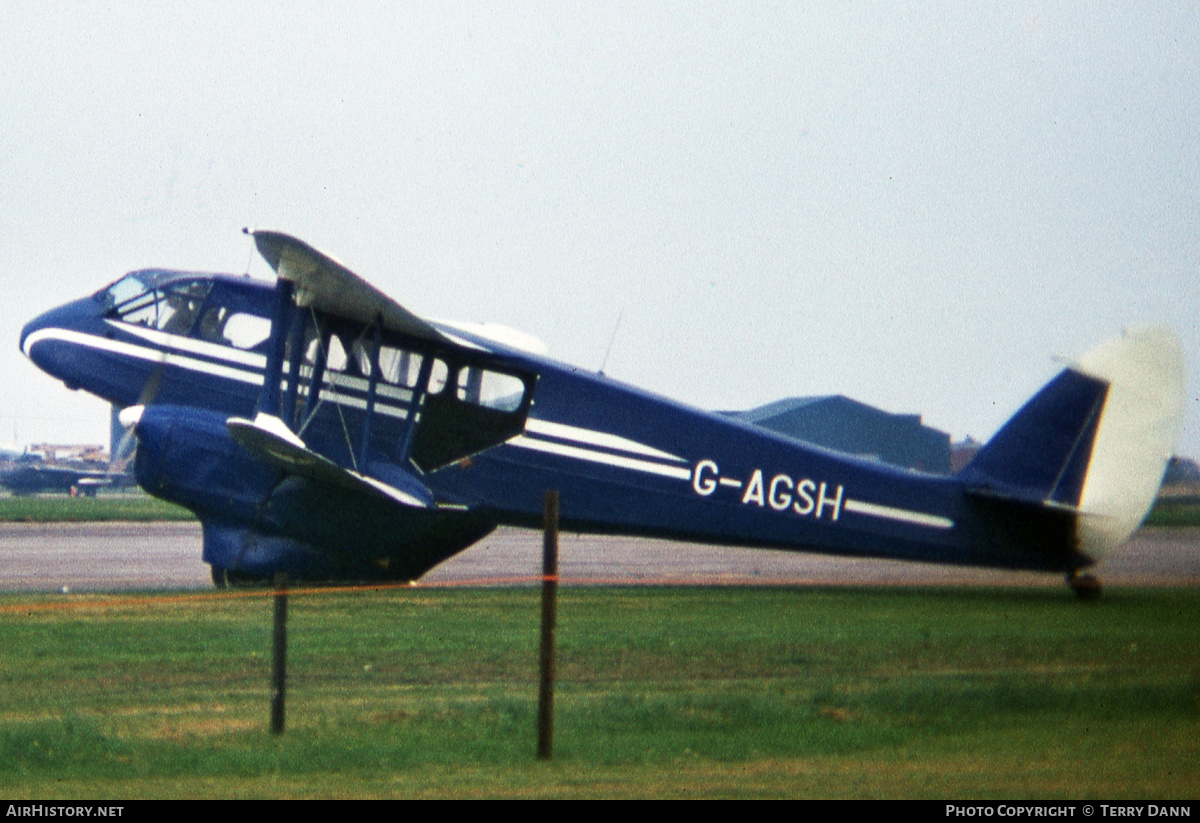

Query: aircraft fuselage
[22,254,1169,587]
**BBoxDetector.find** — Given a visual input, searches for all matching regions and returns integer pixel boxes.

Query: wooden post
[537,490,559,760]
[270,573,288,736]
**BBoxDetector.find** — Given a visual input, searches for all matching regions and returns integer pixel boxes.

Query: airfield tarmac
[1,522,1198,592]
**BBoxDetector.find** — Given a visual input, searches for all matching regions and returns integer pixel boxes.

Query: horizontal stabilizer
[227,413,435,508]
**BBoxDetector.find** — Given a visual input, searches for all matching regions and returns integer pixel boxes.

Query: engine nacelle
[131,405,497,582]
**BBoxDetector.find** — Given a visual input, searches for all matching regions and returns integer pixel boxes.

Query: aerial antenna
[598,305,625,377]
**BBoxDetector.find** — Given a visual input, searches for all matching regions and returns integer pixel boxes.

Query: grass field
[1146,499,1200,528]
[0,585,1197,799]
[0,494,194,522]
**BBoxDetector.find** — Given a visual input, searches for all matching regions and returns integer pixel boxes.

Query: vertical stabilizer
[1073,327,1185,559]
[961,369,1109,506]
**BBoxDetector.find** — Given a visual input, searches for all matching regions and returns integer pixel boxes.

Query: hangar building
[733,395,952,474]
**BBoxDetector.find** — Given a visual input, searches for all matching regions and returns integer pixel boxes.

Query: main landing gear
[1067,570,1102,601]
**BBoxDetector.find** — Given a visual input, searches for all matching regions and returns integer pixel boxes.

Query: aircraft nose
[19,294,111,395]
[20,312,49,359]
[20,297,96,359]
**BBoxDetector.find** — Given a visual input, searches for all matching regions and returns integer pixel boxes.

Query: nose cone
[20,296,99,358]
[20,310,52,359]
[20,295,109,392]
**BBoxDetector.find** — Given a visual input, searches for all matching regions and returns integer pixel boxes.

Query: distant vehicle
[20,230,1185,597]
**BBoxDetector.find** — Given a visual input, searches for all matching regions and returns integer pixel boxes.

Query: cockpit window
[100,273,153,311]
[112,279,212,336]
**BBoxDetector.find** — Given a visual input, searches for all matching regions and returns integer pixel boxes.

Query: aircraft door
[409,359,536,473]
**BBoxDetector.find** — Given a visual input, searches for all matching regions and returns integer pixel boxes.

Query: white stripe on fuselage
[23,326,415,418]
[24,327,263,385]
[29,325,954,532]
[842,498,954,530]
[510,428,954,530]
[116,321,416,404]
[523,419,685,463]
[508,434,693,480]
[111,321,267,369]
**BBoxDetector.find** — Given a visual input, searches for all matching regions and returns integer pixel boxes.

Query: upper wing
[246,228,451,346]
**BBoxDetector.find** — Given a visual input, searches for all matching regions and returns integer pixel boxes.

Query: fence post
[537,490,559,760]
[270,572,288,735]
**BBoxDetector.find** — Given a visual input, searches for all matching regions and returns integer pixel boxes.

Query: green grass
[0,585,1197,798]
[1145,500,1200,528]
[0,494,194,522]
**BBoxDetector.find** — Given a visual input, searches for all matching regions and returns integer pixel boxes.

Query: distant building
[1163,455,1200,486]
[732,395,951,474]
[27,444,107,464]
[950,437,983,473]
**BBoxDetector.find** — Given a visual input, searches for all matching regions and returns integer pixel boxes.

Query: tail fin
[962,327,1185,560]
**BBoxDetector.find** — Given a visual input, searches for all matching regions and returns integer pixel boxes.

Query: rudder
[1073,327,1186,559]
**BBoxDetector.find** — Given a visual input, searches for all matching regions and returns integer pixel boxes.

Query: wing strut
[279,306,307,430]
[358,319,383,468]
[256,279,294,420]
[297,320,331,437]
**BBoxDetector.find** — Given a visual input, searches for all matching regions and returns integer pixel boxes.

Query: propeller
[108,355,168,480]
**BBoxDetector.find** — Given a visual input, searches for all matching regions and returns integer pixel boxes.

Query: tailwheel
[1067,571,1102,601]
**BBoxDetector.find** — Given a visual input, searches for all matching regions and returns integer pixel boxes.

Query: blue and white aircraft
[20,230,1185,596]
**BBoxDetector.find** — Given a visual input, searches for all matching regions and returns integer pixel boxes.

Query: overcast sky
[3,2,1197,461]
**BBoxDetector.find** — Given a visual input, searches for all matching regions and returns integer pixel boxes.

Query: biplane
[20,230,1185,596]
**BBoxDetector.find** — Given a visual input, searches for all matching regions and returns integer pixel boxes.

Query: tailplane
[961,327,1185,561]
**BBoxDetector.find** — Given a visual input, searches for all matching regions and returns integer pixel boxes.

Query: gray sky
[3,2,1198,460]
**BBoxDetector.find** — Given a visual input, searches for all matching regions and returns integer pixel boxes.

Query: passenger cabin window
[378,346,424,388]
[410,359,535,472]
[315,335,348,372]
[455,367,526,412]
[427,359,449,394]
[197,306,272,350]
[350,339,373,378]
[329,336,348,372]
